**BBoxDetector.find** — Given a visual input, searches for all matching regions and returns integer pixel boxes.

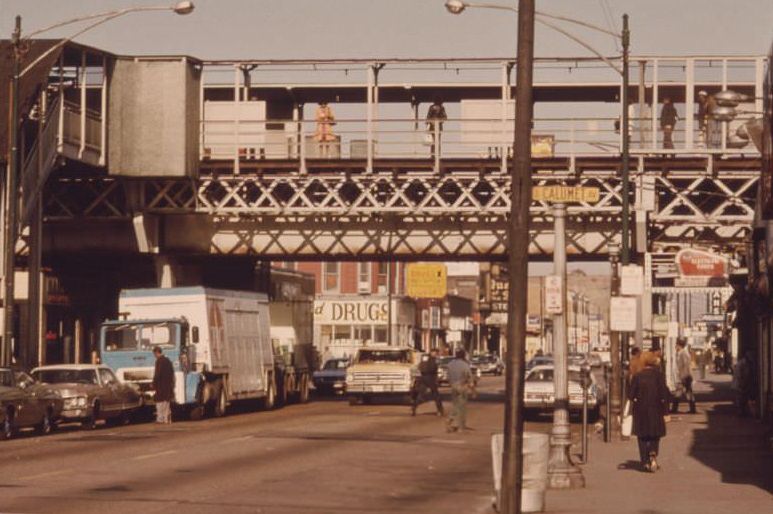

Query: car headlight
[346,374,354,382]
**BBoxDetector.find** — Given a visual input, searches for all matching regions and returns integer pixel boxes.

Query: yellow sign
[406,263,447,299]
[532,186,600,203]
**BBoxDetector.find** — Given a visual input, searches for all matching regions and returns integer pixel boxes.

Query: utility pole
[2,16,22,367]
[501,0,535,512]
[547,203,584,488]
[616,13,631,438]
[608,243,622,438]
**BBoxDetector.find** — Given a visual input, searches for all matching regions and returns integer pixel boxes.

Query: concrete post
[547,203,584,489]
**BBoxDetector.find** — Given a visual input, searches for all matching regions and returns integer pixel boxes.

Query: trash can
[491,432,550,513]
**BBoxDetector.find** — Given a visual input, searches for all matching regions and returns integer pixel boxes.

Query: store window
[334,325,351,341]
[323,262,340,292]
[354,326,373,344]
[374,326,388,344]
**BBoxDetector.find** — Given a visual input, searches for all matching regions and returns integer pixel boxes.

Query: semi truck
[99,287,312,418]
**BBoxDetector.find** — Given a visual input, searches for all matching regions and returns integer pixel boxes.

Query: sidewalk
[546,373,773,514]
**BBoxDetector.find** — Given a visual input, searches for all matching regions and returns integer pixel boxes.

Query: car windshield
[0,369,12,387]
[104,322,177,352]
[356,350,411,364]
[324,359,348,370]
[34,369,98,385]
[526,369,583,383]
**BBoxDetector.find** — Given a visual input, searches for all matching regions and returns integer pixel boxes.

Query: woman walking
[629,352,670,472]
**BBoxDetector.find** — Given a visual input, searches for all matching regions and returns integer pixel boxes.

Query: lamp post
[445,0,630,506]
[1,1,194,367]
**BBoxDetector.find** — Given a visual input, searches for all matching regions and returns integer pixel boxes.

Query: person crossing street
[446,349,473,432]
[410,349,444,417]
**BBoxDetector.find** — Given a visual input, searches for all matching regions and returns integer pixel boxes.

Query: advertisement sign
[621,265,644,296]
[490,275,509,313]
[610,296,637,332]
[406,263,447,298]
[675,249,728,287]
[545,275,563,314]
[652,314,669,336]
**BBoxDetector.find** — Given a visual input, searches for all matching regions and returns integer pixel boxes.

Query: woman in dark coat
[629,352,670,472]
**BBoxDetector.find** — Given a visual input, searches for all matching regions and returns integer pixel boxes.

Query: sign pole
[547,202,584,488]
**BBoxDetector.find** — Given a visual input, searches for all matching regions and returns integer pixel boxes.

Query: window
[323,262,340,292]
[321,325,333,346]
[356,349,411,364]
[99,368,118,386]
[358,262,371,293]
[34,369,98,385]
[354,326,372,343]
[377,262,388,293]
[374,326,388,343]
[0,369,12,387]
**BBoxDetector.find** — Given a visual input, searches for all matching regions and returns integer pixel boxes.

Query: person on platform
[671,338,696,414]
[426,97,447,160]
[152,346,175,424]
[446,349,472,432]
[629,352,670,472]
[410,349,444,417]
[314,101,336,158]
[660,97,679,149]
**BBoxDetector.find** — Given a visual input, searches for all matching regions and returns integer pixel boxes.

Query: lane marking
[424,438,466,445]
[18,469,72,481]
[132,449,177,461]
[220,435,253,444]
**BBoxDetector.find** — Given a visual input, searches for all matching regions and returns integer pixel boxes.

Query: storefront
[314,295,415,358]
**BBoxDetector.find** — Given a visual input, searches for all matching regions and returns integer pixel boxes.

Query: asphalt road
[0,376,585,514]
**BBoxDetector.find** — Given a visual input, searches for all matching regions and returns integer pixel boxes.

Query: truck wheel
[299,373,310,404]
[214,385,228,417]
[263,374,276,410]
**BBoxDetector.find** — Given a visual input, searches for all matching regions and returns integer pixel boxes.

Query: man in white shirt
[671,338,696,414]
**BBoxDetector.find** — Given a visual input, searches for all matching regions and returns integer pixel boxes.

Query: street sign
[544,275,563,314]
[675,249,728,287]
[532,186,600,203]
[406,263,447,299]
[652,314,669,336]
[610,296,637,332]
[620,265,644,296]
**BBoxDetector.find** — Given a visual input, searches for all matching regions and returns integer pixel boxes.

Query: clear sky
[1,0,771,59]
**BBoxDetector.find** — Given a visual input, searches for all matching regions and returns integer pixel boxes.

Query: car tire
[263,374,276,410]
[299,373,310,404]
[1,410,15,440]
[37,408,54,435]
[214,384,228,417]
[82,403,99,430]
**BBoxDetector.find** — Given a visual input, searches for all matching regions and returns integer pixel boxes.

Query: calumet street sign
[533,186,600,203]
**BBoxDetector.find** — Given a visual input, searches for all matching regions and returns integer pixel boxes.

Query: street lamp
[1,2,195,367]
[445,1,629,506]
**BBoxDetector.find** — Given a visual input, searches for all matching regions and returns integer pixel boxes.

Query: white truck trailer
[100,287,310,417]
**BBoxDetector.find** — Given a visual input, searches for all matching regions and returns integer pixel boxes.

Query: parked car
[0,367,64,440]
[471,354,504,376]
[31,364,144,429]
[313,358,349,395]
[523,365,600,420]
[437,356,481,386]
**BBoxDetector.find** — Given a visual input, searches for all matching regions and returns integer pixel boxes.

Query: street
[1,376,523,514]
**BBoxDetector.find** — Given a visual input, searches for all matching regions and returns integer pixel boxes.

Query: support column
[548,203,585,489]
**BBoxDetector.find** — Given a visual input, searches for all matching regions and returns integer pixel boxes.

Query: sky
[1,0,771,60]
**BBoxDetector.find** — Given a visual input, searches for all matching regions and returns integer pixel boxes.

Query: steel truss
[43,165,757,258]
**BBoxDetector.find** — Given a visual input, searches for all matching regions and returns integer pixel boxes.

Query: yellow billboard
[406,263,447,299]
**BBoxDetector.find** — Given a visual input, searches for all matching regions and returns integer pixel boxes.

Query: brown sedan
[31,364,144,429]
[1,368,64,439]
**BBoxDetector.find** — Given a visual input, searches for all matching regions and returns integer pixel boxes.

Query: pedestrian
[152,346,175,424]
[697,91,720,148]
[446,348,472,432]
[411,349,444,417]
[314,101,336,158]
[671,338,696,414]
[660,97,678,149]
[426,97,447,160]
[732,350,756,417]
[629,351,670,472]
[628,346,644,380]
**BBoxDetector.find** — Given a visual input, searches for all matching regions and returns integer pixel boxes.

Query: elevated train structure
[4,43,762,265]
